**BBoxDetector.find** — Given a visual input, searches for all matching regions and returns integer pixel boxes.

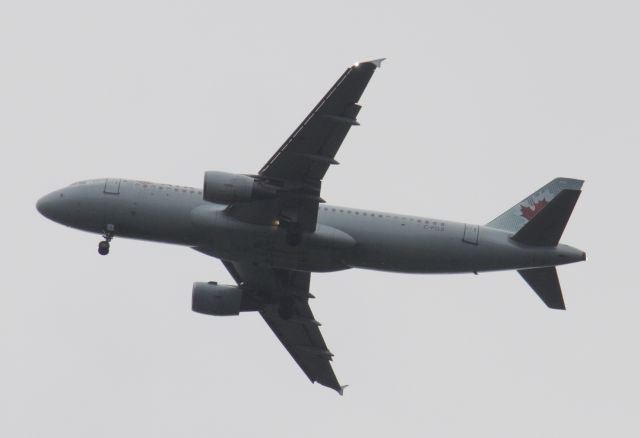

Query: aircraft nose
[36,193,52,217]
[36,190,65,221]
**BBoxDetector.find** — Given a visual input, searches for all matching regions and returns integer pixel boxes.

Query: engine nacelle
[203,171,275,204]
[192,282,243,316]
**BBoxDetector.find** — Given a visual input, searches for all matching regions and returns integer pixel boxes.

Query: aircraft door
[463,224,479,245]
[104,178,121,195]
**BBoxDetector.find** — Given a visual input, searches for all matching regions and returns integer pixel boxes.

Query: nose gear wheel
[98,224,115,256]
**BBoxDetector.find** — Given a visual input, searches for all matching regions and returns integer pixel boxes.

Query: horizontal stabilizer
[511,189,581,247]
[518,267,565,310]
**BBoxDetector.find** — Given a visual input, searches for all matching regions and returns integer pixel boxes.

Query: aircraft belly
[331,217,458,273]
[194,210,351,272]
[330,216,557,274]
[112,185,202,245]
[337,219,576,274]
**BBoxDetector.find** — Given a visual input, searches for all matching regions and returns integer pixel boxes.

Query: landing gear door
[463,224,479,245]
[104,179,121,195]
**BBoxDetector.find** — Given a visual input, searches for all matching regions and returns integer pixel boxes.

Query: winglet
[354,58,386,68]
[338,384,349,396]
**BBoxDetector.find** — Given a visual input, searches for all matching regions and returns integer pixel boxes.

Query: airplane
[36,59,586,394]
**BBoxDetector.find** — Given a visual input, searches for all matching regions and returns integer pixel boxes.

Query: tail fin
[489,178,585,310]
[487,178,584,233]
[511,189,581,246]
[518,267,565,310]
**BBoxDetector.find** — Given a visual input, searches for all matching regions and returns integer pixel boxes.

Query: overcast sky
[2,1,639,436]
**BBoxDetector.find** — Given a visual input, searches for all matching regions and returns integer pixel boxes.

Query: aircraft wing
[227,59,383,233]
[221,261,344,394]
[259,58,384,182]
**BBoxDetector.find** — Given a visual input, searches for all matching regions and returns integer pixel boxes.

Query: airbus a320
[37,59,586,394]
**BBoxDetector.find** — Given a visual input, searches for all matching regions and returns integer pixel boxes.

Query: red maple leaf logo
[520,199,548,220]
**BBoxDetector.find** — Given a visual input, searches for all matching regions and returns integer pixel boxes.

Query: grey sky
[1,1,638,436]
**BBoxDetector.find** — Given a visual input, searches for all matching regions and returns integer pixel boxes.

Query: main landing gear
[98,225,115,256]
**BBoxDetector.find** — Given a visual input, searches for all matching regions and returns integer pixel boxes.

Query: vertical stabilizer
[511,189,581,247]
[487,178,583,233]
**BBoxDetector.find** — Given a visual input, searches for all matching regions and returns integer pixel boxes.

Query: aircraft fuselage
[36,178,585,274]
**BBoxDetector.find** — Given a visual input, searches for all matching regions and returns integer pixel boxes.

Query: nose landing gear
[98,224,115,256]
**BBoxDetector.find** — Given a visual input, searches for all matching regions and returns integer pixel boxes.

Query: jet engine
[203,171,276,203]
[192,282,244,316]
